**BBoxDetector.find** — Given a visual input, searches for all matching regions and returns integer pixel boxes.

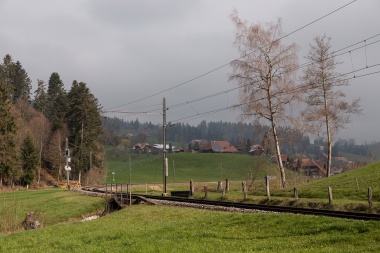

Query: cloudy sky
[0,0,379,143]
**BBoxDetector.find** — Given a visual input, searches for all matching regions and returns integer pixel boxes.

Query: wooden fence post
[190,180,194,196]
[265,176,270,200]
[242,181,247,201]
[368,187,373,208]
[120,184,123,202]
[226,179,230,191]
[217,181,223,191]
[356,177,359,191]
[294,187,298,200]
[204,186,208,198]
[222,188,225,198]
[328,186,333,204]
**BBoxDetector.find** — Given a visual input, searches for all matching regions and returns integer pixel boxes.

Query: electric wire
[167,36,380,111]
[171,65,380,124]
[104,0,358,111]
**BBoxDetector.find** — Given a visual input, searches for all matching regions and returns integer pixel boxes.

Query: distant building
[132,142,151,154]
[249,144,264,156]
[189,140,238,153]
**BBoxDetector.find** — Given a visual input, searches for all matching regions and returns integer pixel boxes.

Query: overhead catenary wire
[104,0,358,111]
[171,65,380,124]
[167,36,380,111]
[104,35,379,127]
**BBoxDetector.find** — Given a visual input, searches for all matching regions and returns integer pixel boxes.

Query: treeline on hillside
[0,54,103,187]
[102,117,311,155]
[103,117,376,159]
[332,139,376,159]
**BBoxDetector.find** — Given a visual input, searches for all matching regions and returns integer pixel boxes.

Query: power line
[167,35,380,111]
[172,65,380,124]
[105,0,358,110]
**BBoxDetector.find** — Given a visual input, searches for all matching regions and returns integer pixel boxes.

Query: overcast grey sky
[0,0,379,143]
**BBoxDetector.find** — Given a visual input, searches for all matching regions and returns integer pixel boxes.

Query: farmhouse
[190,140,238,153]
[299,158,326,177]
[133,142,151,154]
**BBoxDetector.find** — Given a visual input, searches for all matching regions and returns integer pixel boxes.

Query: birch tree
[229,10,299,188]
[301,34,361,177]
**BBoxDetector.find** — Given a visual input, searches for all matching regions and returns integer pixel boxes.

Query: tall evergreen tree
[0,78,19,186]
[66,81,102,175]
[0,55,31,103]
[47,72,67,131]
[13,61,32,102]
[21,134,38,186]
[0,55,15,99]
[33,79,48,113]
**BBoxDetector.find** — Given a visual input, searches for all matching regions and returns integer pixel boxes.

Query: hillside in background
[102,117,380,164]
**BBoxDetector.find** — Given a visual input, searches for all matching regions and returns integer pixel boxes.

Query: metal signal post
[65,138,71,190]
[163,97,168,196]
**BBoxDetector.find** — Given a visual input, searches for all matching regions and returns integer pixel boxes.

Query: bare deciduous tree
[301,34,361,177]
[229,10,299,188]
[29,112,51,184]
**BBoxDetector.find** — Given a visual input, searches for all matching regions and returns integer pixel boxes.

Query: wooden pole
[265,176,270,200]
[368,187,373,208]
[226,179,230,191]
[356,177,359,191]
[190,180,194,196]
[294,187,298,200]
[204,185,208,198]
[242,181,247,201]
[328,186,333,204]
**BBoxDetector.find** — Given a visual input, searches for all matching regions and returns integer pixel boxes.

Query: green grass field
[0,189,104,234]
[106,152,298,184]
[1,152,380,251]
[1,204,380,252]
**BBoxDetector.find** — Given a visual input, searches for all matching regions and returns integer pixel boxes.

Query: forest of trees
[102,116,377,163]
[0,54,103,187]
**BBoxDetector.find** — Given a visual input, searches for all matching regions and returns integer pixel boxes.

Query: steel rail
[79,187,380,221]
[136,194,380,221]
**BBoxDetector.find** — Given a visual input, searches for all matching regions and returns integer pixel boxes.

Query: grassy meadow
[106,152,380,209]
[0,189,104,234]
[105,152,300,185]
[1,204,380,252]
[1,152,380,251]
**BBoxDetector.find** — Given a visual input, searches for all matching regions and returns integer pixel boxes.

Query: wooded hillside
[0,54,103,187]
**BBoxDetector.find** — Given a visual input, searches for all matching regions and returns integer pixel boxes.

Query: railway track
[79,186,380,221]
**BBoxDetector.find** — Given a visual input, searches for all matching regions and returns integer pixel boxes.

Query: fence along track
[79,186,380,221]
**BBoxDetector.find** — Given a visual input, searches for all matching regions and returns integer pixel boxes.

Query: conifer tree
[13,61,32,102]
[0,55,15,98]
[21,134,38,186]
[66,81,102,175]
[33,79,48,113]
[0,78,19,186]
[0,55,32,103]
[47,72,67,131]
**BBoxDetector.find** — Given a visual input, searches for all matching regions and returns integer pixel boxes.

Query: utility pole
[163,97,168,196]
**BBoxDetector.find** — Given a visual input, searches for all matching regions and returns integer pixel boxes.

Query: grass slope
[0,189,104,234]
[106,152,296,184]
[265,161,380,206]
[1,205,380,253]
